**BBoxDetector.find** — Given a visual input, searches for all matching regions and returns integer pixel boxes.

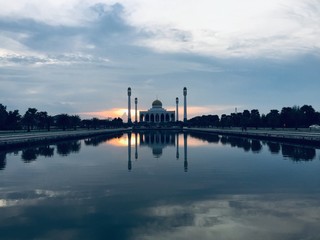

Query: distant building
[127,87,188,123]
[139,100,175,123]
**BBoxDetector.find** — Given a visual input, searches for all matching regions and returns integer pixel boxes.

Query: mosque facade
[127,87,187,124]
[139,99,175,123]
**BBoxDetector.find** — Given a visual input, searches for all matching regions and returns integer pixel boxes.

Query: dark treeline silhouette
[0,103,124,131]
[190,132,316,162]
[188,105,320,129]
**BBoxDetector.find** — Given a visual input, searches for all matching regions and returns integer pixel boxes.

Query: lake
[1,130,320,240]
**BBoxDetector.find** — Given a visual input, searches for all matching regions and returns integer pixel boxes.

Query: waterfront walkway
[0,128,128,149]
[187,128,320,146]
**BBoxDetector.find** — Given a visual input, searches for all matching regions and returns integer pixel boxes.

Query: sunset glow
[80,104,237,121]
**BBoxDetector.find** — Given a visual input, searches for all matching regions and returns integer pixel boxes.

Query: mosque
[127,87,188,124]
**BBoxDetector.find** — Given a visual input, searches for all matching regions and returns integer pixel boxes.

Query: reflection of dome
[152,99,162,108]
[152,147,163,158]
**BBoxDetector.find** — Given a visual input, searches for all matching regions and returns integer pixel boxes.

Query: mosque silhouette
[127,87,188,124]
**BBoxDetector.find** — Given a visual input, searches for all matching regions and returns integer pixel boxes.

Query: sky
[0,0,319,120]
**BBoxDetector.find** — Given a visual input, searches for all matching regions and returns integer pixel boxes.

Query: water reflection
[0,132,318,171]
[127,131,188,172]
[282,144,316,162]
[139,131,176,158]
[56,141,81,156]
[0,152,6,170]
[184,132,188,172]
[84,134,123,146]
[128,132,132,171]
[191,132,317,162]
[21,145,55,162]
[267,142,281,154]
[1,132,320,239]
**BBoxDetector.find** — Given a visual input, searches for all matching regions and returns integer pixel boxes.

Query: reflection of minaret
[135,97,138,123]
[135,132,138,160]
[184,132,188,172]
[176,97,179,122]
[128,133,132,171]
[176,133,179,159]
[127,87,132,124]
[183,87,187,123]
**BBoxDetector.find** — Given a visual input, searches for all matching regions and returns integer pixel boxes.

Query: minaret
[176,97,179,122]
[135,97,138,123]
[183,87,187,123]
[127,87,132,124]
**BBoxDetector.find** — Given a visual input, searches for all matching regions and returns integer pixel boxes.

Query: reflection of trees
[282,145,316,162]
[267,142,281,154]
[56,141,81,156]
[242,139,251,152]
[0,152,6,170]
[22,148,38,162]
[220,136,255,152]
[251,140,262,153]
[21,145,55,162]
[189,133,220,143]
[189,133,318,162]
[84,134,123,146]
[37,146,54,157]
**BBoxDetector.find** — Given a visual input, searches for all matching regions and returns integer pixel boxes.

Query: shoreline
[187,127,320,147]
[1,127,320,150]
[0,128,129,150]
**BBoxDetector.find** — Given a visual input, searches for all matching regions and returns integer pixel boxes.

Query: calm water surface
[1,131,320,240]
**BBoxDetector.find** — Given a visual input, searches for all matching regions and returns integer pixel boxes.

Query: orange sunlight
[80,104,238,120]
[107,133,138,147]
[80,108,131,119]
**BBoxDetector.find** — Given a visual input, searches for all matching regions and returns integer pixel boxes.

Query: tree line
[0,104,124,131]
[1,103,319,131]
[188,105,320,129]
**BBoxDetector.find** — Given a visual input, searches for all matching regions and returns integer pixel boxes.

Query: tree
[36,111,48,130]
[92,118,100,129]
[70,115,81,130]
[6,110,21,131]
[0,104,8,130]
[266,109,280,129]
[280,107,294,128]
[231,113,242,127]
[250,109,260,129]
[56,114,70,131]
[241,110,251,130]
[300,105,317,127]
[22,108,38,132]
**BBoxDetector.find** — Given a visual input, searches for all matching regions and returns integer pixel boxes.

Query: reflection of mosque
[127,131,189,172]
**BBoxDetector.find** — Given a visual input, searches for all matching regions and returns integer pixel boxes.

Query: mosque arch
[155,114,159,123]
[171,113,175,122]
[165,114,170,122]
[151,114,154,122]
[161,114,165,122]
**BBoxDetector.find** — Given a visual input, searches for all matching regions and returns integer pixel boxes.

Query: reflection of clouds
[0,189,68,208]
[134,195,320,240]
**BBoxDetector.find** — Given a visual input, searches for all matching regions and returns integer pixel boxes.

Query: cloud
[123,0,320,58]
[133,194,320,240]
[1,0,319,60]
[0,0,320,116]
